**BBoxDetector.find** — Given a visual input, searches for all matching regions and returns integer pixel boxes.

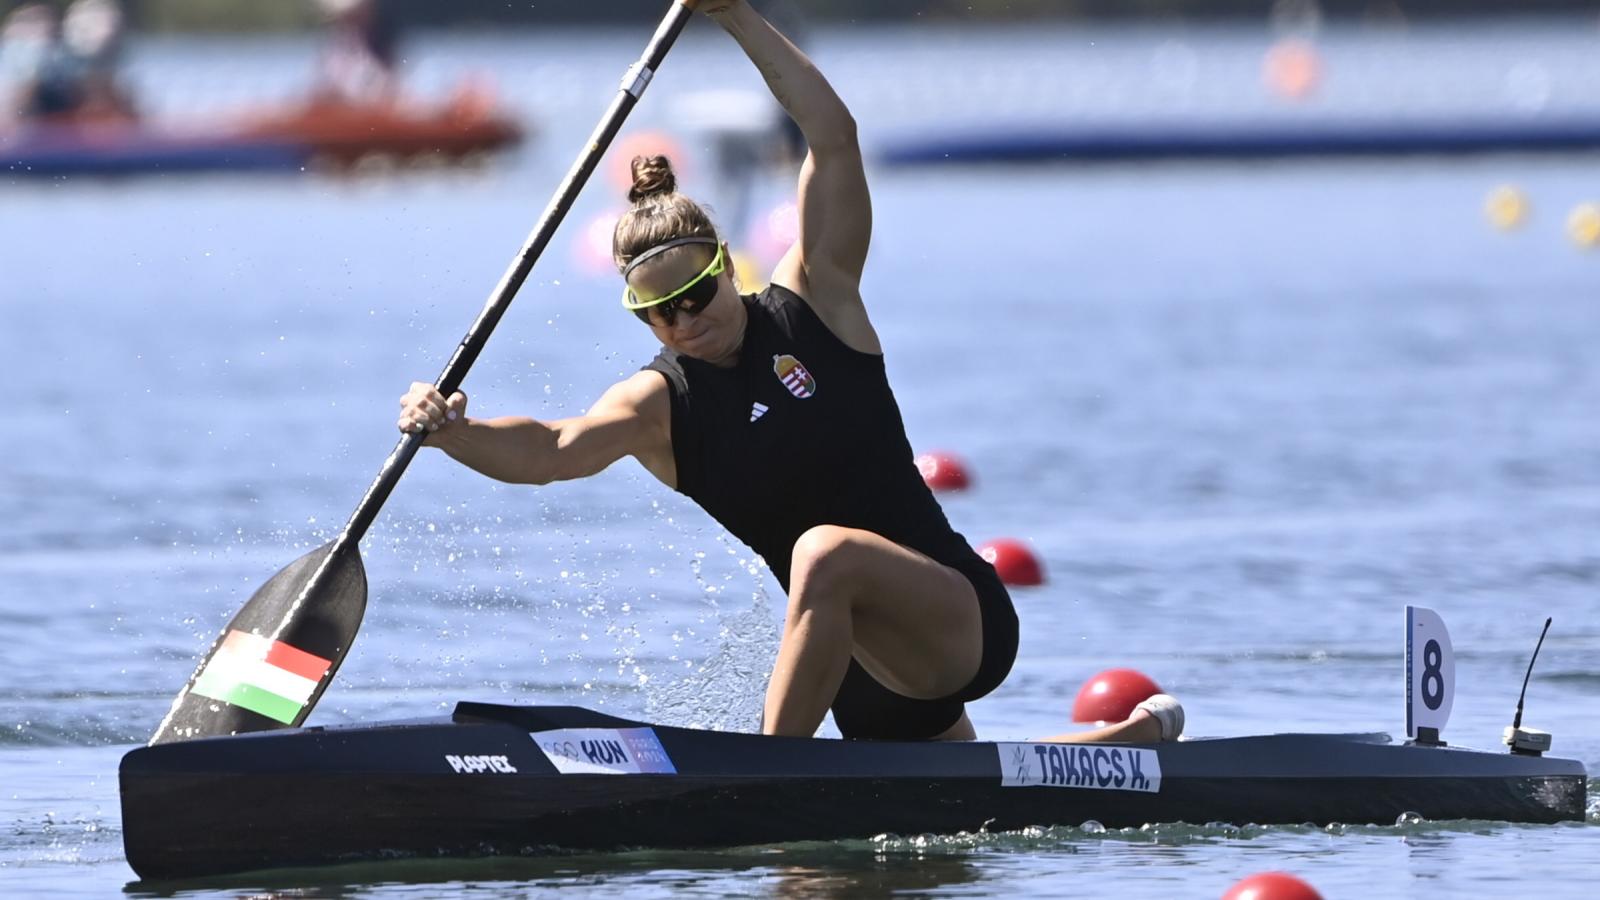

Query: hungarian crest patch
[772,354,817,399]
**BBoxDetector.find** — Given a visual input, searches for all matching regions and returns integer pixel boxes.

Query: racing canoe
[119,700,1588,880]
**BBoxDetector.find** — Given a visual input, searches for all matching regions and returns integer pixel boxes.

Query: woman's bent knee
[789,525,866,592]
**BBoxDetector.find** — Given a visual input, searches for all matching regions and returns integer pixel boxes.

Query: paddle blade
[149,540,367,745]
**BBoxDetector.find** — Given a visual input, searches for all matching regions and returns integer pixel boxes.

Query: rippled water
[3,17,1598,898]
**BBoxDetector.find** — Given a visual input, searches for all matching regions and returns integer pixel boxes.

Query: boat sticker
[189,629,331,725]
[443,754,518,774]
[530,727,677,775]
[773,354,817,399]
[995,743,1162,793]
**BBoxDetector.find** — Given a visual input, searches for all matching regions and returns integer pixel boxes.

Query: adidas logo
[749,402,769,423]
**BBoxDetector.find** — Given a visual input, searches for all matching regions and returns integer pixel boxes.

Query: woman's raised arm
[706,1,876,351]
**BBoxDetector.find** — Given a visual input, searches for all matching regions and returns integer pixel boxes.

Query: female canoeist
[399,0,1181,744]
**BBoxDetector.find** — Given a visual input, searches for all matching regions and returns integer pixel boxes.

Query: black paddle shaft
[343,0,699,549]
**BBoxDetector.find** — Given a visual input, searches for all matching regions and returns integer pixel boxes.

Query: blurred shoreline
[97,0,1600,33]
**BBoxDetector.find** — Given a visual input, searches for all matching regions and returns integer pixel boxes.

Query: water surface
[3,18,1598,898]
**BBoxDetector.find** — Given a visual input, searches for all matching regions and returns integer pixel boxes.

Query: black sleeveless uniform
[645,284,1019,739]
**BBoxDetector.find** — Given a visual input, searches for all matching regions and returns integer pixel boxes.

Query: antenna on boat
[1503,617,1554,756]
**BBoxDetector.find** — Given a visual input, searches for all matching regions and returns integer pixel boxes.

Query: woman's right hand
[398,382,467,442]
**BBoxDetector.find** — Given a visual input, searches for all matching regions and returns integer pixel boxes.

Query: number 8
[1421,639,1444,710]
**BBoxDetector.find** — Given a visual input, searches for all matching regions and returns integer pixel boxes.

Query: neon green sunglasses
[621,241,726,326]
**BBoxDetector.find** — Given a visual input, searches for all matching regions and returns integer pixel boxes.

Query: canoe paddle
[149,0,702,745]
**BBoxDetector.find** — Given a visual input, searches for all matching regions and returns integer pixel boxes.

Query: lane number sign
[1405,605,1455,739]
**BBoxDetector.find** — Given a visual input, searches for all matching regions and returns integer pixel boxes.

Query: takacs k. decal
[996,742,1162,793]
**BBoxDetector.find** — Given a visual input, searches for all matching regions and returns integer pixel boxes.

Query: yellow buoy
[1566,202,1600,249]
[1484,185,1528,231]
[732,250,767,292]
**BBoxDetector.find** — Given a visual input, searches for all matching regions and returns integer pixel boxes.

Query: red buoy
[1071,668,1162,724]
[1222,872,1323,900]
[976,538,1043,586]
[1262,39,1322,101]
[608,129,688,190]
[915,451,971,492]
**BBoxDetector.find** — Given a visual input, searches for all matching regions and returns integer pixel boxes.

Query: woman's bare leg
[761,525,984,738]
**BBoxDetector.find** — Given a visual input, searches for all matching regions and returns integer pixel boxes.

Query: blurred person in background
[762,0,808,165]
[1,3,75,122]
[61,0,135,120]
[312,0,400,105]
[0,0,132,125]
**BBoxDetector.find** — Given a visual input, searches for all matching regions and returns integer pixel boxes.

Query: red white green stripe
[190,630,331,725]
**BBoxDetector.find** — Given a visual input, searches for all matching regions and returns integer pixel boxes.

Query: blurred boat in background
[1,81,525,177]
[881,115,1600,166]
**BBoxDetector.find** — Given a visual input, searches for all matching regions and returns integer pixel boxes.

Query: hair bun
[627,154,677,204]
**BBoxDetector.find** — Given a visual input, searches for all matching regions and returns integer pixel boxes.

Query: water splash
[645,533,779,732]
[4,810,119,867]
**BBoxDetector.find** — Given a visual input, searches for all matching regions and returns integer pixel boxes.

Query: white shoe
[1133,693,1185,741]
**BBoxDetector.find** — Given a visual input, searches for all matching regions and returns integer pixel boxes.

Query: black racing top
[644,283,989,590]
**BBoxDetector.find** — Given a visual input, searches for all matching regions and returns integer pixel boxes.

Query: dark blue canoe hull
[119,701,1588,881]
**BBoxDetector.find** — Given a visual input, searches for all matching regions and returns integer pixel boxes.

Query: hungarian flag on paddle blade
[190,630,332,725]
